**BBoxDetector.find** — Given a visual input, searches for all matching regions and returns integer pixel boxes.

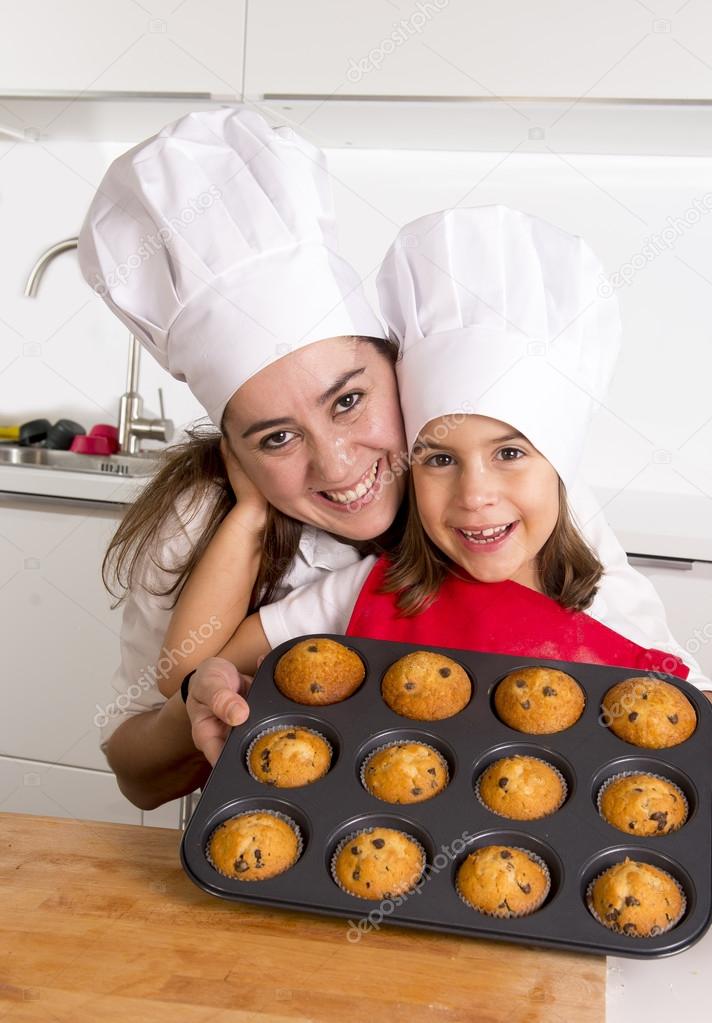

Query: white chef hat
[78,107,386,426]
[376,205,621,487]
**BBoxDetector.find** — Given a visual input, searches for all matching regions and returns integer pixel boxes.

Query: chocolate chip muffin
[331,826,426,900]
[494,667,585,734]
[598,773,688,837]
[587,858,685,937]
[476,755,566,820]
[274,638,365,705]
[247,726,332,788]
[361,741,449,804]
[456,845,550,917]
[602,678,696,749]
[207,810,302,881]
[381,651,471,720]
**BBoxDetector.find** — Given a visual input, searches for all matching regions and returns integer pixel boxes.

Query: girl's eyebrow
[241,368,367,438]
[414,431,527,451]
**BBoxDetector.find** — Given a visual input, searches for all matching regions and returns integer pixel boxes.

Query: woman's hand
[185,656,253,766]
[220,436,268,530]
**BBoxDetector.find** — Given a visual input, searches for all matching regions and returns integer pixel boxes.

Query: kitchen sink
[0,445,160,477]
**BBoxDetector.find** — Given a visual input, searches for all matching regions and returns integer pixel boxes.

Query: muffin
[247,726,332,788]
[331,826,425,900]
[274,638,365,705]
[477,755,566,820]
[587,858,685,937]
[494,667,585,734]
[602,678,696,749]
[598,773,688,837]
[361,741,449,804]
[207,810,302,880]
[381,651,471,720]
[456,845,550,917]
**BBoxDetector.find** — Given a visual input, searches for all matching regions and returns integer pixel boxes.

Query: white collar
[297,524,363,570]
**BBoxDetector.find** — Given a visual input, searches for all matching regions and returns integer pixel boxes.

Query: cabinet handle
[628,554,693,571]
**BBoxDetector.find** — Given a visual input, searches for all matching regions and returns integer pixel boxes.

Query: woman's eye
[497,446,525,461]
[425,453,454,467]
[334,391,363,414]
[261,430,295,450]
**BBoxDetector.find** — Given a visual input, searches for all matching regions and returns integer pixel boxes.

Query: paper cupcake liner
[359,739,450,801]
[596,771,689,836]
[205,808,304,881]
[586,860,687,938]
[474,756,568,821]
[245,724,334,784]
[329,826,427,902]
[455,845,551,918]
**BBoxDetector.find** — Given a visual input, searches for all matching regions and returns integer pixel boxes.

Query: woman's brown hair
[382,474,603,615]
[102,336,401,612]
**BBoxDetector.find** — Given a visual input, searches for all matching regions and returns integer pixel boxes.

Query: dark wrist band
[180,669,197,703]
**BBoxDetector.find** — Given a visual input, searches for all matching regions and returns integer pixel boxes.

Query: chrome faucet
[24,238,173,455]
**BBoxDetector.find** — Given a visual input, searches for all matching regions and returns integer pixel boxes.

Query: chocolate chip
[234,859,249,873]
[366,882,371,889]
[260,749,270,759]
[515,679,526,689]
[628,711,638,722]
[649,811,668,831]
[624,895,640,907]
[668,714,679,724]
[404,681,416,691]
[439,667,451,678]
[542,686,557,697]
[371,838,385,849]
[307,644,318,652]
[622,922,637,934]
[254,848,262,861]
[518,882,531,894]
[310,682,324,693]
[628,822,636,829]
[411,787,422,796]
[352,869,361,881]
[642,692,648,700]
[427,767,437,775]
[261,764,271,773]
[500,850,512,859]
[520,700,531,710]
[649,925,661,936]
[633,787,643,793]
[498,777,509,789]
[350,846,360,855]
[605,908,620,922]
[285,731,297,739]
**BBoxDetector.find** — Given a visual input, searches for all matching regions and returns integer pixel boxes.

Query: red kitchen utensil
[70,434,113,456]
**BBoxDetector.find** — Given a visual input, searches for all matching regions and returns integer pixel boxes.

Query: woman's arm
[157,440,268,698]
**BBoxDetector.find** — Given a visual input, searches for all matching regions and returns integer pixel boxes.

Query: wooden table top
[0,813,604,1022]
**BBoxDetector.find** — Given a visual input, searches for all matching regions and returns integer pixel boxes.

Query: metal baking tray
[181,635,712,958]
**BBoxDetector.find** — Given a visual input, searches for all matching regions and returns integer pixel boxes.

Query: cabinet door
[629,558,712,681]
[0,0,245,96]
[0,755,141,824]
[246,0,712,100]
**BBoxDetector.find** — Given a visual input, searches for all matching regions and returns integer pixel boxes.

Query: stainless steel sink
[0,445,159,477]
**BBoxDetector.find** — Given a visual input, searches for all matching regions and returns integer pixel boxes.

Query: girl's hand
[185,656,253,766]
[220,436,268,529]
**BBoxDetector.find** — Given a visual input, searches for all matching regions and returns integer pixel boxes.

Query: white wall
[1,135,711,502]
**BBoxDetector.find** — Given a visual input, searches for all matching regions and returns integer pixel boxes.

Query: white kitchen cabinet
[0,755,141,824]
[245,0,712,101]
[0,0,245,97]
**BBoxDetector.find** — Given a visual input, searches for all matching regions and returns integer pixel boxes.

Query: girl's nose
[456,464,499,511]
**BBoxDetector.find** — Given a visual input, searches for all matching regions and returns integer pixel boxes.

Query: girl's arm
[157,440,268,698]
[216,612,272,677]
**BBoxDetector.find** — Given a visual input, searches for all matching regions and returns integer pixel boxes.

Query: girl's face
[411,414,560,589]
[223,337,407,541]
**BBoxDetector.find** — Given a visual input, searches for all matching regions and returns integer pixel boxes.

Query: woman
[79,108,701,810]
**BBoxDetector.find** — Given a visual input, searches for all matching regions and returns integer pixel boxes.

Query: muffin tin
[181,636,712,958]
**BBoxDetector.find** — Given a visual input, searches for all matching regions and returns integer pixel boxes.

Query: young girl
[184,205,706,692]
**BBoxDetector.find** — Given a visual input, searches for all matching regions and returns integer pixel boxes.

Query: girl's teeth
[461,523,510,543]
[323,461,379,503]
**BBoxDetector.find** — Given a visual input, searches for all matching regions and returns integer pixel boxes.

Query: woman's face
[223,337,407,541]
[411,414,560,589]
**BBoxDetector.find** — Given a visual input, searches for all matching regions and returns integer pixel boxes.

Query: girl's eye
[425,453,454,467]
[497,446,526,461]
[334,391,363,414]
[261,430,296,450]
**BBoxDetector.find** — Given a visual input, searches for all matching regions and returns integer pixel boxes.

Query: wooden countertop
[0,814,604,1022]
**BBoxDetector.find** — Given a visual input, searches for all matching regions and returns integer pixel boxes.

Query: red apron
[346,556,689,680]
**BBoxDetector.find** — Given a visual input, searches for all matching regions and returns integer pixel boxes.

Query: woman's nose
[309,434,359,486]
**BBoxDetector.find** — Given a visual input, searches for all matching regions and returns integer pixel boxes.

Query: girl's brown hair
[102,337,401,612]
[382,474,603,615]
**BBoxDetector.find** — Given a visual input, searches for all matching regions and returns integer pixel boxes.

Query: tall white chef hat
[376,205,621,487]
[78,107,386,426]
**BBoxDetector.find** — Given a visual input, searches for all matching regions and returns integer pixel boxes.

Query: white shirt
[259,477,710,691]
[99,486,363,750]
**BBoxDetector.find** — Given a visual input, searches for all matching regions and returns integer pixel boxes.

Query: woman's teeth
[322,460,379,504]
[460,523,512,544]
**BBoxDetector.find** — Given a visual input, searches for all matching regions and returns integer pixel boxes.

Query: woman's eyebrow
[317,367,366,405]
[241,368,367,438]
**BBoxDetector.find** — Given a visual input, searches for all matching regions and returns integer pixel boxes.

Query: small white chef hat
[78,107,385,426]
[376,205,621,487]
